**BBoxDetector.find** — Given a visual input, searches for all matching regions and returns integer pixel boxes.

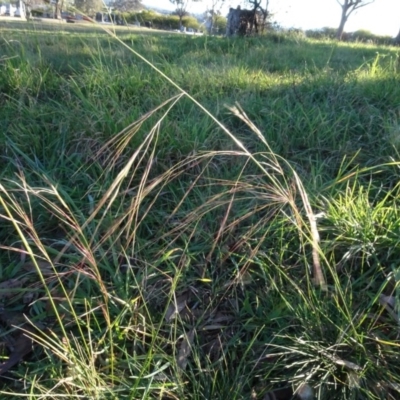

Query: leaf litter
[177,328,195,371]
[0,258,67,375]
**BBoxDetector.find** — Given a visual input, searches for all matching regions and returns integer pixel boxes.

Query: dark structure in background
[226,6,262,36]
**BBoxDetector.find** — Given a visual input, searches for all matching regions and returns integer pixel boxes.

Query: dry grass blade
[54,94,184,263]
[293,171,326,289]
[227,105,326,289]
[93,95,182,172]
[0,182,82,348]
[319,348,362,371]
[207,181,237,262]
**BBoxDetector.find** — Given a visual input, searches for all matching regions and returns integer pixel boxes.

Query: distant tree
[111,0,142,12]
[171,9,189,17]
[213,14,227,34]
[21,0,63,19]
[21,0,47,19]
[169,0,200,29]
[336,0,375,40]
[182,15,200,29]
[52,0,63,18]
[205,0,225,34]
[245,0,270,33]
[74,0,104,14]
[44,0,65,19]
[259,0,270,32]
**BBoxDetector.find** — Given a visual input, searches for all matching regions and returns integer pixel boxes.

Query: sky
[141,0,400,37]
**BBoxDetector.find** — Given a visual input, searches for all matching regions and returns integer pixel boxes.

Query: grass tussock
[1,19,400,399]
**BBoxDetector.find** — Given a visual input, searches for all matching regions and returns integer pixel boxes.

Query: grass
[1,17,400,399]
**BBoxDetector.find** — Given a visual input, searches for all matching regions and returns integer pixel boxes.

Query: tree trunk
[394,28,400,45]
[207,10,214,34]
[336,8,348,40]
[53,0,62,19]
[248,12,258,35]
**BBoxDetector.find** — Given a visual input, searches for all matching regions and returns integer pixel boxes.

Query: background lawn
[1,18,400,399]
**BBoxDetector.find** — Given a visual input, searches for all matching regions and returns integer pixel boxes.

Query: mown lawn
[1,18,400,399]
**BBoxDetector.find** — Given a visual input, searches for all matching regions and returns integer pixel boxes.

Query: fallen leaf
[165,292,189,322]
[380,295,395,309]
[202,324,227,330]
[23,289,38,304]
[202,337,223,361]
[0,311,26,327]
[0,278,29,300]
[190,310,233,327]
[177,328,195,371]
[319,349,362,371]
[259,383,314,400]
[379,295,399,324]
[0,326,34,375]
[295,383,314,399]
[22,261,55,276]
[347,370,361,390]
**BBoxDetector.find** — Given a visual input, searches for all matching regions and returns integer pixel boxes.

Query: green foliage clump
[305,26,338,40]
[306,26,394,45]
[125,10,201,30]
[212,15,227,34]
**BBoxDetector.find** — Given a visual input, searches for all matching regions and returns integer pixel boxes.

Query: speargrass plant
[1,19,400,400]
